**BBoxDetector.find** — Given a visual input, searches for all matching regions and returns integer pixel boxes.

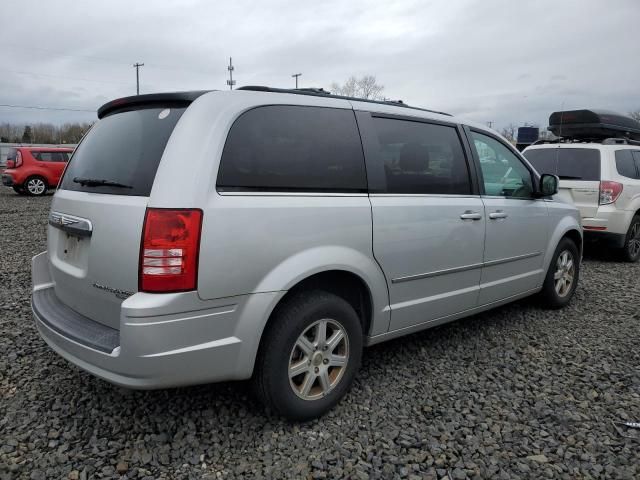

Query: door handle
[460,211,482,221]
[489,211,509,220]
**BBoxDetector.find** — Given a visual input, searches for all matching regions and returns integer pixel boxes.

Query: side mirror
[539,173,559,197]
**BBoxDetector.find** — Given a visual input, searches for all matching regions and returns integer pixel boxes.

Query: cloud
[0,0,637,128]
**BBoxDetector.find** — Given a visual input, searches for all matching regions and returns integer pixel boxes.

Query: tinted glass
[524,148,600,181]
[615,150,638,179]
[33,151,54,162]
[217,106,366,192]
[369,117,471,194]
[6,148,17,161]
[61,107,185,196]
[472,131,534,198]
[632,151,640,178]
[51,152,67,162]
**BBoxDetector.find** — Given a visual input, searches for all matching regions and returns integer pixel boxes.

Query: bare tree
[0,121,92,144]
[500,123,517,142]
[0,122,23,143]
[330,75,384,100]
[629,110,640,122]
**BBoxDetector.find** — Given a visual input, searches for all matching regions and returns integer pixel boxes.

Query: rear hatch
[48,94,202,329]
[524,146,601,217]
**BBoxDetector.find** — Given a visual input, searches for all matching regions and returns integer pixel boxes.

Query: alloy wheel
[288,319,349,401]
[27,178,46,195]
[554,250,575,297]
[628,222,640,259]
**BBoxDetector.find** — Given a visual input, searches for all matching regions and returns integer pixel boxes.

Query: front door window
[471,132,534,198]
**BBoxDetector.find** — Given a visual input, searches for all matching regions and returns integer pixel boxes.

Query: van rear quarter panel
[149,91,391,336]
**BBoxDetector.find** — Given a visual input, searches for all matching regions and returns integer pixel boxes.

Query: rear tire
[538,237,580,309]
[24,176,48,196]
[253,290,363,421]
[620,216,640,263]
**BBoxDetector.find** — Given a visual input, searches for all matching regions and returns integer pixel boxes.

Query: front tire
[24,176,48,196]
[620,216,640,263]
[253,290,363,421]
[539,237,580,309]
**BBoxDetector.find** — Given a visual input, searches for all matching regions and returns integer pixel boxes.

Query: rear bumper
[2,174,14,186]
[583,207,634,236]
[32,251,283,389]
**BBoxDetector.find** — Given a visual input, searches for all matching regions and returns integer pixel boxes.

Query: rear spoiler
[97,91,212,119]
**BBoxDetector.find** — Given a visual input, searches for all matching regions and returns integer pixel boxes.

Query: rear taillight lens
[599,181,623,205]
[15,152,23,168]
[6,160,15,168]
[139,208,203,293]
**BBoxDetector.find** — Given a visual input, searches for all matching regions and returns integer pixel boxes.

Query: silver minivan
[32,87,582,420]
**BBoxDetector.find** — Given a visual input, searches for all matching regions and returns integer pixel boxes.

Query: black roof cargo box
[548,109,640,141]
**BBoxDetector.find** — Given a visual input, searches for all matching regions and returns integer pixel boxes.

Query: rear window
[6,148,17,161]
[217,105,367,192]
[524,148,600,181]
[60,107,185,196]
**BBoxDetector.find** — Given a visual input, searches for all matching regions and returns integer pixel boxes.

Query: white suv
[524,139,640,261]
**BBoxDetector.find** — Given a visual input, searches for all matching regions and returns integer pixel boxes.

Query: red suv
[2,147,74,196]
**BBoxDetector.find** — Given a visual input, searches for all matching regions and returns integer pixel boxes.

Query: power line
[0,103,95,113]
[6,69,130,86]
[3,43,220,77]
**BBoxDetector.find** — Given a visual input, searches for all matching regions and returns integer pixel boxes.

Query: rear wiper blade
[73,177,133,188]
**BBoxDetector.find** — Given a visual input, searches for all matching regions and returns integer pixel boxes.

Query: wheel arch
[562,228,583,258]
[238,247,391,379]
[543,215,583,272]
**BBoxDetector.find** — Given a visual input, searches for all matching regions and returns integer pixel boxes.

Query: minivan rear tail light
[139,208,203,293]
[15,151,23,168]
[599,181,623,205]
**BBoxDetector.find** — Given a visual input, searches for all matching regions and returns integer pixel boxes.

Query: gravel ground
[1,188,639,480]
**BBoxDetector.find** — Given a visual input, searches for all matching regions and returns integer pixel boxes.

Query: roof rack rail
[602,137,640,146]
[236,85,451,117]
[532,136,640,147]
[294,87,331,95]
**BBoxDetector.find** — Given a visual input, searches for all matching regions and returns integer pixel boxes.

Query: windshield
[524,148,600,181]
[60,107,186,196]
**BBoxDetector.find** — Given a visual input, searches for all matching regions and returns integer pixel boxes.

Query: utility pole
[486,121,494,129]
[133,62,144,95]
[292,73,302,89]
[227,57,236,90]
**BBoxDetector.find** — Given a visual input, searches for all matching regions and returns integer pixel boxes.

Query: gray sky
[1,0,638,131]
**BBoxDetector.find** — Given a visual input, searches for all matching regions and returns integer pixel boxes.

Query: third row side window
[370,117,472,194]
[217,105,367,192]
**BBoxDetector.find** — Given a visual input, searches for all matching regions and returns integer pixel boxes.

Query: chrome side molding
[392,251,542,284]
